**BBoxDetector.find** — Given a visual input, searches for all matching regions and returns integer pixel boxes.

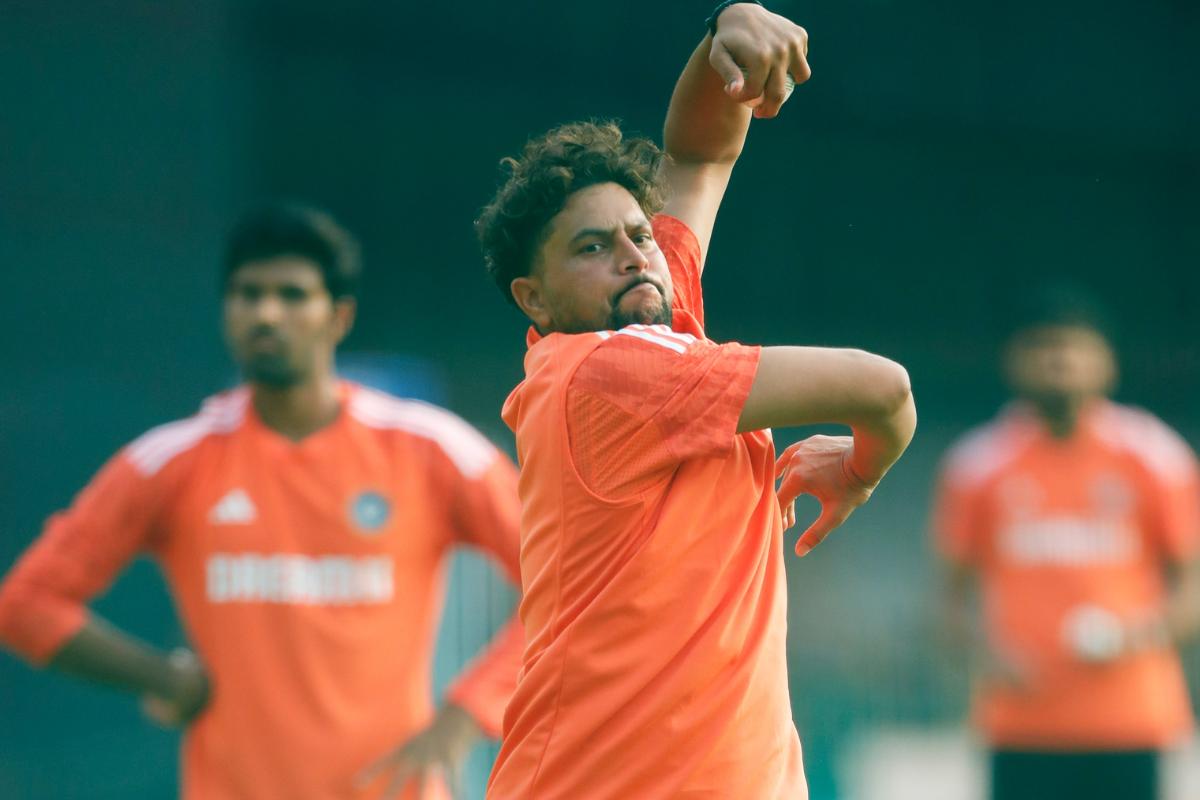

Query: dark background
[2,1,1197,797]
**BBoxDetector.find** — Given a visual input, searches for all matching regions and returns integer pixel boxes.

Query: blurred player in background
[475,2,917,797]
[0,205,524,800]
[933,285,1200,800]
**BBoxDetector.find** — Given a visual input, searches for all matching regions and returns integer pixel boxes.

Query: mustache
[244,326,286,345]
[613,277,664,303]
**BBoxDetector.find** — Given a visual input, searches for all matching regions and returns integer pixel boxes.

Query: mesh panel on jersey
[566,334,760,499]
[568,390,677,498]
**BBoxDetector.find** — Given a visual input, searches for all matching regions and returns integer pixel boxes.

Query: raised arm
[661,3,811,261]
[739,346,917,555]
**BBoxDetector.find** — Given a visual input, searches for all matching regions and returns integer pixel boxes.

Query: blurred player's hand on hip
[775,435,874,557]
[707,2,811,119]
[140,648,212,727]
[976,642,1035,692]
[356,701,480,799]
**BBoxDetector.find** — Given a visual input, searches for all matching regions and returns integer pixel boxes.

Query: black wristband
[705,0,764,36]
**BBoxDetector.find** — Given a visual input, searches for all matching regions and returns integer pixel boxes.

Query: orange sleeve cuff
[0,581,89,666]
[444,618,524,739]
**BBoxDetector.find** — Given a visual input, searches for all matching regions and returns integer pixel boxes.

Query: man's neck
[251,374,341,442]
[1029,394,1093,440]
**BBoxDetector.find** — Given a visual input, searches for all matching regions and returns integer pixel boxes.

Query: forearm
[663,36,752,166]
[939,565,983,658]
[50,616,182,698]
[1124,565,1200,652]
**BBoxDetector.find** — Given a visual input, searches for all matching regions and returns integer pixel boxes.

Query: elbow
[0,577,27,654]
[855,351,913,419]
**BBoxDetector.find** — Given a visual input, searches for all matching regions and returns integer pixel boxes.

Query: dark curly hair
[223,203,361,300]
[476,121,667,307]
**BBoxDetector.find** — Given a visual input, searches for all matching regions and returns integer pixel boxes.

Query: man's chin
[609,304,672,331]
[241,357,302,388]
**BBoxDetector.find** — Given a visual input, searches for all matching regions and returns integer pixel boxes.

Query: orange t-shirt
[934,401,1200,749]
[488,215,806,799]
[0,383,524,800]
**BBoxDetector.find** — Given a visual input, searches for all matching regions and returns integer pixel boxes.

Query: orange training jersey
[934,401,1200,749]
[488,215,806,799]
[0,383,524,800]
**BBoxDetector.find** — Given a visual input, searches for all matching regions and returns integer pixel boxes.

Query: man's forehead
[555,184,649,234]
[230,256,324,286]
[1018,323,1106,343]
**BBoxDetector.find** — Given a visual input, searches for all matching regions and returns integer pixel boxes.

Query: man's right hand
[775,435,876,557]
[141,648,212,727]
[975,643,1033,692]
[708,2,811,118]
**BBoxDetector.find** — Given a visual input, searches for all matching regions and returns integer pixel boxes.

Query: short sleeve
[1128,415,1200,562]
[566,326,760,498]
[412,411,525,738]
[653,214,705,327]
[445,449,526,737]
[931,456,988,568]
[0,452,166,664]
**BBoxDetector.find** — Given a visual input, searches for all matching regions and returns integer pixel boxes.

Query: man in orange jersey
[933,285,1200,800]
[0,204,524,800]
[473,3,917,797]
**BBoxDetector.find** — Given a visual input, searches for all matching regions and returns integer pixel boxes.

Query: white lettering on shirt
[998,516,1141,567]
[206,553,394,605]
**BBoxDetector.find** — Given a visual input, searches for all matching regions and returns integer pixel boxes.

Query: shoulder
[123,388,249,477]
[652,214,701,259]
[1092,402,1197,484]
[940,413,1031,491]
[572,326,703,390]
[347,386,498,479]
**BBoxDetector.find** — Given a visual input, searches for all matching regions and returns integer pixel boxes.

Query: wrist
[705,0,764,36]
[839,449,876,493]
[1122,616,1171,656]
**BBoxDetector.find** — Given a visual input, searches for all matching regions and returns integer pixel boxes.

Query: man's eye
[237,286,263,302]
[634,233,655,245]
[580,243,604,254]
[279,287,308,303]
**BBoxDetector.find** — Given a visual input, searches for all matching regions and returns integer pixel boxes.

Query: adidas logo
[209,489,257,525]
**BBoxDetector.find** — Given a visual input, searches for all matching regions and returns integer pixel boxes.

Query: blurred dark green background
[1,1,1197,798]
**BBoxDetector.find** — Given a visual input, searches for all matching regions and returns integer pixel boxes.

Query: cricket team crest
[350,490,391,533]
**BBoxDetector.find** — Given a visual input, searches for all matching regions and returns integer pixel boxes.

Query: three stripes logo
[598,324,698,354]
[209,488,257,525]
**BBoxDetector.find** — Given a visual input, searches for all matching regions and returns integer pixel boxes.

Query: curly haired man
[474,3,917,798]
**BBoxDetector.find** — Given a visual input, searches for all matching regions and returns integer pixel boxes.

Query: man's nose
[616,235,650,273]
[251,294,285,324]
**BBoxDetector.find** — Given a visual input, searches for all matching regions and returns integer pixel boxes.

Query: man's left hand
[355,703,481,799]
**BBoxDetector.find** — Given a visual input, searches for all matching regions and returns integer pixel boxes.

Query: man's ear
[332,297,357,344]
[511,277,552,332]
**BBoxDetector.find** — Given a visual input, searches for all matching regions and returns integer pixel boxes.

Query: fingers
[732,64,770,107]
[774,440,807,478]
[794,501,855,557]
[789,28,812,85]
[781,500,797,530]
[415,770,433,800]
[355,751,398,789]
[708,44,745,98]
[382,763,422,800]
[754,65,790,119]
[140,694,181,728]
[775,470,803,508]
